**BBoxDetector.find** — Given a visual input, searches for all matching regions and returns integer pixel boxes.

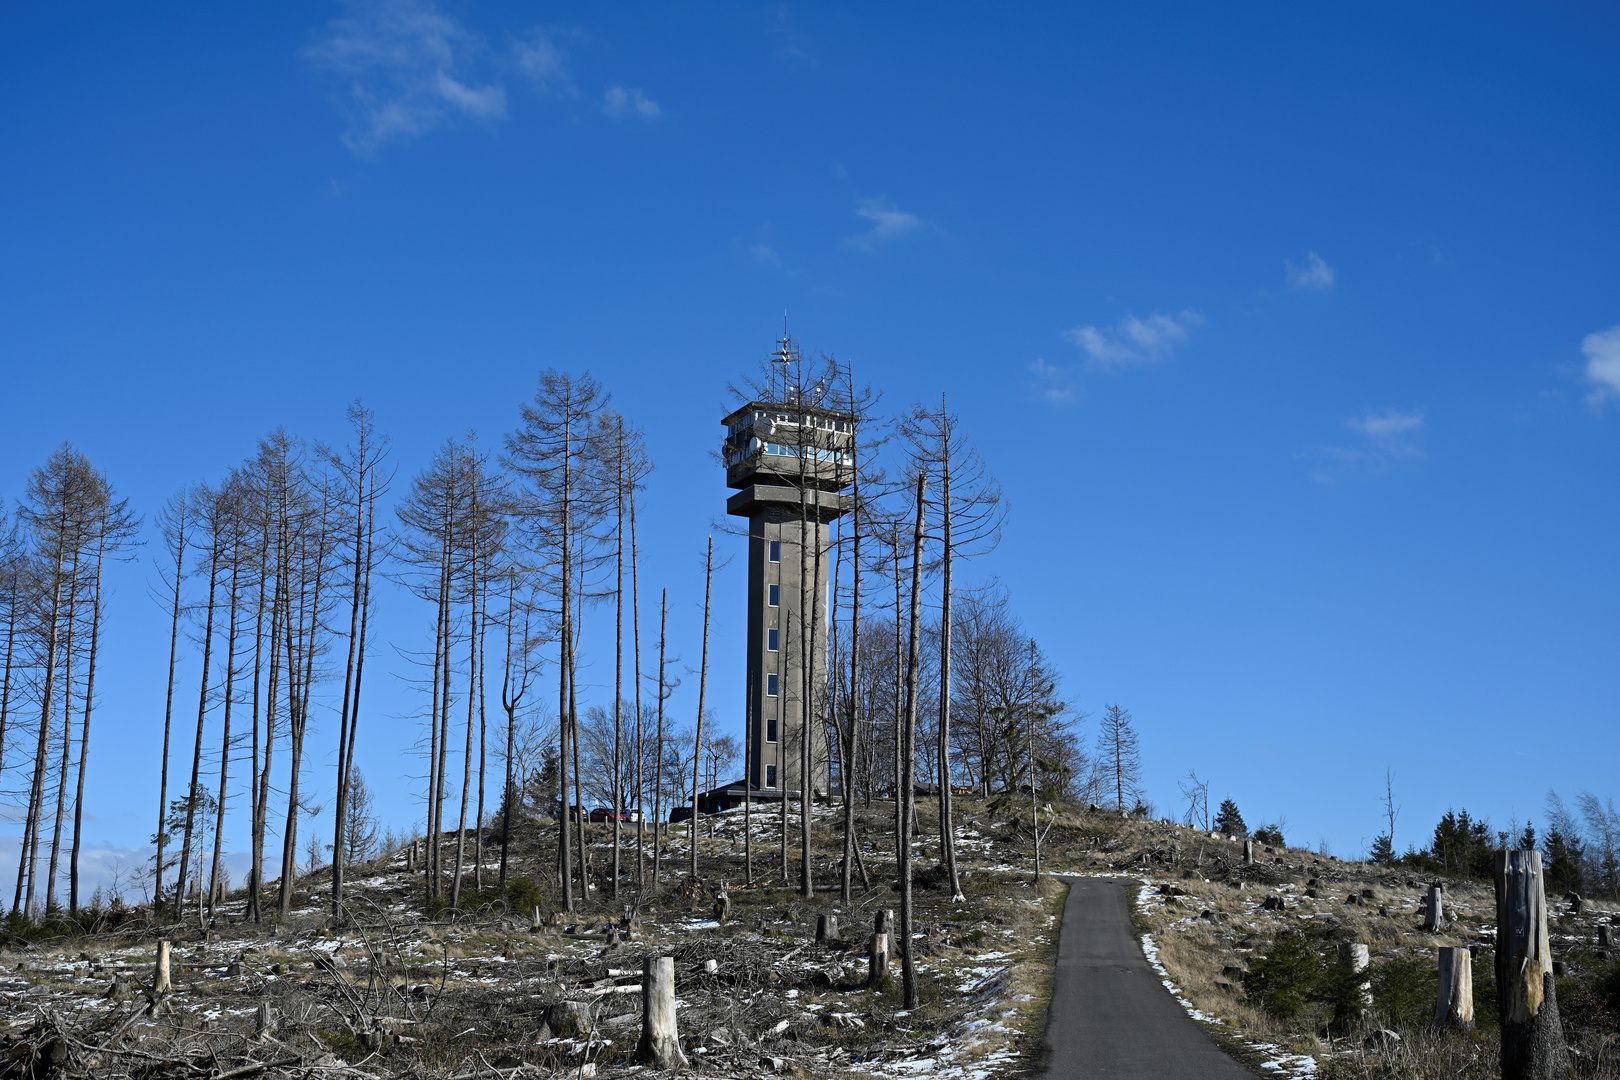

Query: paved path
[1041,876,1257,1078]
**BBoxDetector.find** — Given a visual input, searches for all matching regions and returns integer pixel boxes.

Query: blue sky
[2,3,1618,886]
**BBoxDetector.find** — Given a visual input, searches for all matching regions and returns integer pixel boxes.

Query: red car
[588,807,630,823]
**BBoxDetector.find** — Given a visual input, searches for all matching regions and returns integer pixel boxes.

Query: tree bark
[1494,849,1569,1080]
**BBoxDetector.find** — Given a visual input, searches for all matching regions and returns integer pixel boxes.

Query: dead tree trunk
[690,537,712,883]
[869,933,891,989]
[154,940,172,995]
[1422,885,1444,931]
[898,473,927,1010]
[636,956,687,1070]
[1493,849,1569,1080]
[1435,946,1474,1030]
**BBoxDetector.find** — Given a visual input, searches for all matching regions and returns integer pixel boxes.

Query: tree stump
[1243,839,1254,865]
[875,909,894,937]
[868,933,891,989]
[1422,886,1444,931]
[154,941,172,995]
[816,915,838,944]
[531,905,543,932]
[636,957,687,1070]
[1434,946,1474,1030]
[1599,924,1611,948]
[713,889,730,924]
[255,1002,275,1042]
[1335,943,1370,1029]
[1493,849,1570,1080]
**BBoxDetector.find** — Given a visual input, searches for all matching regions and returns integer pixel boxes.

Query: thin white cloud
[751,243,782,266]
[1287,252,1336,292]
[1062,311,1203,369]
[603,85,660,119]
[1314,409,1425,480]
[844,197,925,250]
[1029,358,1078,404]
[1581,324,1620,406]
[306,0,506,154]
[513,28,572,92]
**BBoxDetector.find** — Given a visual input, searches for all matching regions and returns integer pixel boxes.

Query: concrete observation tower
[720,333,856,799]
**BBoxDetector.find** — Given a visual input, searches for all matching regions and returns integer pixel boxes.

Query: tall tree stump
[1421,886,1444,931]
[1243,838,1255,865]
[636,956,687,1070]
[816,914,838,944]
[875,909,894,937]
[1493,850,1569,1080]
[1598,924,1611,947]
[868,933,891,989]
[1334,943,1370,1028]
[153,941,172,995]
[1434,946,1474,1030]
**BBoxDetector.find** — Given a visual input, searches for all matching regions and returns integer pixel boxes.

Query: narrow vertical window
[767,716,778,742]
[766,764,778,788]
[767,628,779,652]
[768,584,779,607]
[769,540,781,562]
[766,673,778,697]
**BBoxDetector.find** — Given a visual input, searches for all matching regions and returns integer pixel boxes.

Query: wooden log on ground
[869,933,891,989]
[153,941,172,994]
[1422,886,1444,931]
[1434,946,1474,1030]
[636,956,688,1070]
[816,914,838,944]
[1493,849,1570,1080]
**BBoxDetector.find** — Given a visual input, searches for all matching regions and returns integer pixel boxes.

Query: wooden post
[1243,838,1254,865]
[1434,946,1475,1030]
[153,940,172,994]
[868,933,891,989]
[1493,850,1569,1080]
[1422,885,1444,931]
[816,914,838,944]
[636,956,687,1070]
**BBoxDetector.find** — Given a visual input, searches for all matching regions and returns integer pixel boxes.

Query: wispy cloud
[1029,358,1079,404]
[750,243,782,266]
[603,85,660,119]
[1062,311,1203,369]
[306,0,506,154]
[1312,408,1425,481]
[513,28,574,93]
[1286,252,1336,292]
[1581,324,1620,406]
[844,197,925,250]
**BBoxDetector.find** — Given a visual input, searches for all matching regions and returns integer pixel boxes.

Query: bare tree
[1097,704,1142,812]
[150,490,195,915]
[505,370,611,912]
[897,473,927,1010]
[323,402,392,915]
[690,537,713,881]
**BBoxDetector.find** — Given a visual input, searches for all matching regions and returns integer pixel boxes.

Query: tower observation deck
[721,351,856,799]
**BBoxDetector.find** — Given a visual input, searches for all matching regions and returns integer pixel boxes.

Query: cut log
[868,933,891,989]
[1422,886,1444,931]
[154,941,172,994]
[636,957,687,1070]
[1493,849,1570,1080]
[1434,947,1474,1030]
[816,914,838,944]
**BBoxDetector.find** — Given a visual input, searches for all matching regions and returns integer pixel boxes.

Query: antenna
[771,315,801,403]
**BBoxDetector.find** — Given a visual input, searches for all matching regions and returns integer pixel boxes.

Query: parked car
[588,807,630,823]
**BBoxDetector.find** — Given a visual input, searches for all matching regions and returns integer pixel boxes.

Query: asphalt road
[1041,876,1257,1078]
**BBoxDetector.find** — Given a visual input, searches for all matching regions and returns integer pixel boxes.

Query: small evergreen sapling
[1214,798,1247,837]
